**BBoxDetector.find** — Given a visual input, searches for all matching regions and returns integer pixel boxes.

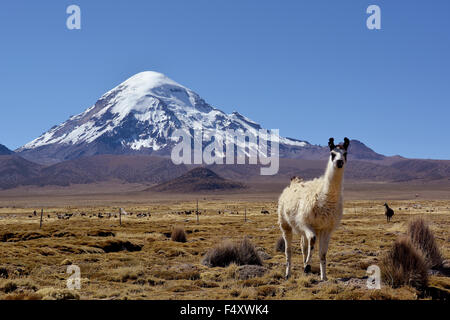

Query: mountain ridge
[0,144,14,155]
[1,153,449,190]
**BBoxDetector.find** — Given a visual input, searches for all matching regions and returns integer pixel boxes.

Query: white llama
[278,137,350,281]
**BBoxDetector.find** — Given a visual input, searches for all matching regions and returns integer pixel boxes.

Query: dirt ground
[0,192,448,300]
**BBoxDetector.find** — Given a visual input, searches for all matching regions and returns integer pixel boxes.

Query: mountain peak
[17,71,333,164]
[347,139,385,160]
[120,71,183,91]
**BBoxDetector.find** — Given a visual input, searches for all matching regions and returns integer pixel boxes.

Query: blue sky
[0,0,449,159]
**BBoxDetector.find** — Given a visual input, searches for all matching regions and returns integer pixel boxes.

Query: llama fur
[278,137,349,281]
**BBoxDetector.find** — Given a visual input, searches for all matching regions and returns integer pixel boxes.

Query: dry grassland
[0,199,448,300]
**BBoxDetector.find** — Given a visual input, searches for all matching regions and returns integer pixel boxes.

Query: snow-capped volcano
[17,71,310,164]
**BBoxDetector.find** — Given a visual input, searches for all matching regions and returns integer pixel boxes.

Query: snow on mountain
[18,71,310,164]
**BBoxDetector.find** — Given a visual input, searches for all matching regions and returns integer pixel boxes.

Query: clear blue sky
[0,0,449,159]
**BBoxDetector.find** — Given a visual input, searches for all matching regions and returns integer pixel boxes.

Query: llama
[384,203,394,222]
[278,137,350,281]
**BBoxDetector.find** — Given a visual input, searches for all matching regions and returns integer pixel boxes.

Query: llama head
[328,137,350,169]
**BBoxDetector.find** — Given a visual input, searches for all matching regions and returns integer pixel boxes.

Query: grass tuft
[381,236,429,290]
[407,218,443,269]
[171,226,187,243]
[202,237,262,267]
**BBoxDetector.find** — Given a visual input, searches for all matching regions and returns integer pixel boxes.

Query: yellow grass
[0,199,448,300]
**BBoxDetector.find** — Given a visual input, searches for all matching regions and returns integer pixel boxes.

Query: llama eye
[331,153,336,160]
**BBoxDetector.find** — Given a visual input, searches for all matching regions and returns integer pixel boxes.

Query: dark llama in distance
[384,203,395,222]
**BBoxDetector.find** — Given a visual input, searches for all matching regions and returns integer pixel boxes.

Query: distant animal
[384,203,394,222]
[278,137,350,281]
[261,209,270,215]
[33,210,37,216]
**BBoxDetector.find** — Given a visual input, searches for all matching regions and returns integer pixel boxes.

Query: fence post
[119,208,122,226]
[244,208,247,222]
[39,209,43,229]
[196,199,199,223]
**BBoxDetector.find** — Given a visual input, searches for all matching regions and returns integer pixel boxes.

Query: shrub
[202,240,238,267]
[275,236,285,253]
[238,237,264,266]
[202,237,263,267]
[0,281,17,293]
[380,236,429,290]
[407,218,443,268]
[171,226,187,243]
[0,267,8,279]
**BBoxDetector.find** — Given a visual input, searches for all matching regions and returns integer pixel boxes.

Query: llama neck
[321,160,344,202]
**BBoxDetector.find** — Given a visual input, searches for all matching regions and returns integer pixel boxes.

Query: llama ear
[328,138,335,151]
[343,137,350,150]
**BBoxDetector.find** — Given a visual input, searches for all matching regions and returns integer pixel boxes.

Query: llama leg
[319,232,331,281]
[300,233,307,265]
[281,226,293,279]
[303,226,316,273]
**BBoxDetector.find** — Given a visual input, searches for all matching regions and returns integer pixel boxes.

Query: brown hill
[0,155,188,189]
[0,155,43,189]
[149,167,246,192]
[32,155,187,186]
